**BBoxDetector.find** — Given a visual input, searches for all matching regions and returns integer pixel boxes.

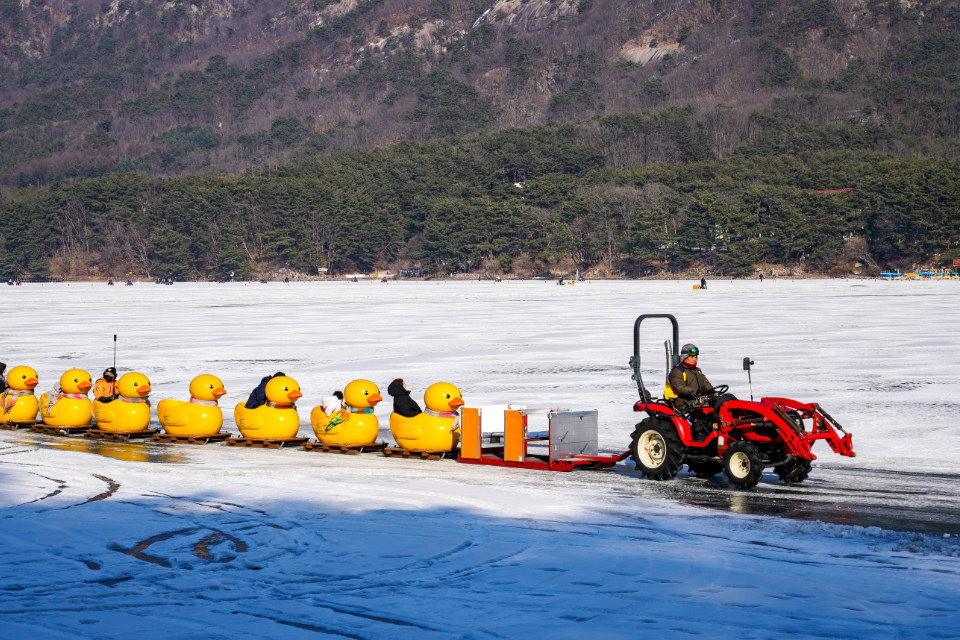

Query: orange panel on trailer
[460,407,481,460]
[504,410,524,462]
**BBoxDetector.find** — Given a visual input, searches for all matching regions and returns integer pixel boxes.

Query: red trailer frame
[457,407,629,471]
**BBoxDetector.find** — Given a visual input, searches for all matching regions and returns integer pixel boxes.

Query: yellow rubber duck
[310,379,382,445]
[234,375,302,439]
[92,372,152,432]
[1,365,40,423]
[39,369,93,426]
[389,382,464,451]
[157,374,227,436]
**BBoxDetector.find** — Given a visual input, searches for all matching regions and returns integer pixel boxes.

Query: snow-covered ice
[1,279,958,639]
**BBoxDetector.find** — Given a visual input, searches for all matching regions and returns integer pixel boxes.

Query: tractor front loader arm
[717,399,815,460]
[763,397,856,458]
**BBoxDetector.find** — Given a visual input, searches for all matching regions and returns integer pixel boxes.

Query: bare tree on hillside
[61,196,91,256]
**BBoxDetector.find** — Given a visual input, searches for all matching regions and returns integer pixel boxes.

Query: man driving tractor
[665,344,735,436]
[629,313,855,486]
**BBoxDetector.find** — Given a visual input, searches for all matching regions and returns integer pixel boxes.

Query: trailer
[457,406,628,471]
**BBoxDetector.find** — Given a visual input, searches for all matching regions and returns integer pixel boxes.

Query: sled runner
[303,441,387,455]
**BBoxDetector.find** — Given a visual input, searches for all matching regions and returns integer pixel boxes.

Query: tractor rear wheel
[723,441,764,488]
[687,460,723,478]
[774,457,812,484]
[630,417,684,480]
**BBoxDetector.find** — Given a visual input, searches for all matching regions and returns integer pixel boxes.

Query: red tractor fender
[632,401,698,445]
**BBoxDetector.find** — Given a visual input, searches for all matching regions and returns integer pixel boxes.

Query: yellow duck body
[311,379,382,445]
[389,382,464,451]
[92,372,152,432]
[234,375,302,439]
[158,374,227,436]
[1,366,40,423]
[40,369,93,426]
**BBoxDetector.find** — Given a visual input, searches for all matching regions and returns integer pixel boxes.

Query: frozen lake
[1,279,959,638]
[3,277,958,466]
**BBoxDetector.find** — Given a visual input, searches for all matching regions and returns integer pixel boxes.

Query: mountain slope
[1,0,958,187]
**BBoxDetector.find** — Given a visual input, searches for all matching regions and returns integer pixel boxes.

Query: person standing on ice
[387,379,422,418]
[92,367,118,403]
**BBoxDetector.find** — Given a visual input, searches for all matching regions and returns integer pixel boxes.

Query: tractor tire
[774,457,812,484]
[687,460,723,478]
[630,417,684,480]
[722,441,764,489]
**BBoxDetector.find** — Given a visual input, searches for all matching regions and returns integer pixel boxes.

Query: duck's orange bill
[287,390,303,401]
[213,387,227,398]
[368,394,383,404]
[449,398,465,409]
[78,381,93,391]
[26,377,39,387]
[138,386,151,395]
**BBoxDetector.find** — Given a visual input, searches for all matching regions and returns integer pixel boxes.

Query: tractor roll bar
[631,314,679,400]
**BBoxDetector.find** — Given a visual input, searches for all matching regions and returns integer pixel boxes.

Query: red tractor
[628,314,855,488]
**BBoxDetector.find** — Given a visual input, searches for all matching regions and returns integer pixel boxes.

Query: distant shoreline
[9,274,921,284]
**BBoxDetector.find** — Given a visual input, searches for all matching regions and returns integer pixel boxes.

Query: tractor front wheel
[774,457,812,484]
[723,441,764,489]
[630,418,684,480]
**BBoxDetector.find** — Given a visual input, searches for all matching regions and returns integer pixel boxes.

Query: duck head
[343,379,382,410]
[424,382,464,413]
[7,366,39,391]
[59,369,93,395]
[117,372,151,399]
[265,376,302,406]
[189,374,227,402]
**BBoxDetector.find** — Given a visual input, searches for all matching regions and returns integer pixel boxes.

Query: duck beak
[287,390,303,401]
[448,397,465,409]
[212,387,227,398]
[138,385,151,395]
[26,377,39,387]
[368,393,382,405]
[78,381,92,392]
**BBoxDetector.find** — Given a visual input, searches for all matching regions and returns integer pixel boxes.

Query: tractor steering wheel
[710,384,729,396]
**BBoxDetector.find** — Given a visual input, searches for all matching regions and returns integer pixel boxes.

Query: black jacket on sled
[245,372,285,409]
[387,379,422,418]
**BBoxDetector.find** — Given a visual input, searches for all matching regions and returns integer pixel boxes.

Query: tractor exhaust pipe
[743,357,755,401]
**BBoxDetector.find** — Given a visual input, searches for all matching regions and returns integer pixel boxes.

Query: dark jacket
[668,363,714,401]
[245,375,274,409]
[387,379,422,417]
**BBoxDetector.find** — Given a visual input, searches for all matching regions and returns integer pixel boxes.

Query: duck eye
[444,394,450,398]
[363,390,369,395]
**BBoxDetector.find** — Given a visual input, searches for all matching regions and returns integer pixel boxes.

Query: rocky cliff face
[0,0,955,186]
